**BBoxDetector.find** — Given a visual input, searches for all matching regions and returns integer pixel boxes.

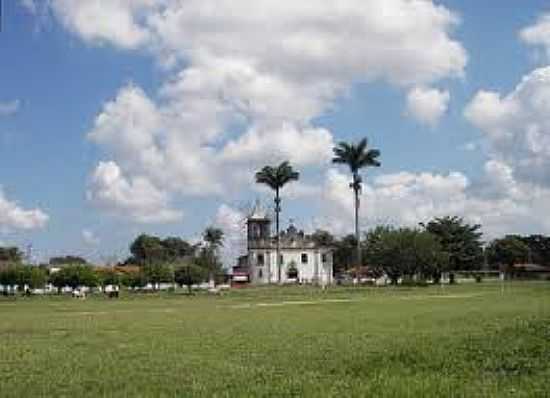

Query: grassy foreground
[1,282,549,397]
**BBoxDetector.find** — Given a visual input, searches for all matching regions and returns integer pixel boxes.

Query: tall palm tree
[255,161,300,283]
[203,227,224,287]
[332,138,381,274]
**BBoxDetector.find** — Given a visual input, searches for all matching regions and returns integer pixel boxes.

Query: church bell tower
[247,201,271,248]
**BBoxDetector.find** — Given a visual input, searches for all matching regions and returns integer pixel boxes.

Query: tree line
[0,226,225,294]
[315,216,550,284]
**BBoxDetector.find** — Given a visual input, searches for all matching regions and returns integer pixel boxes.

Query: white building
[240,206,334,285]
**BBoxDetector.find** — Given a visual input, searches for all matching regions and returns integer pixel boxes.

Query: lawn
[1,282,549,397]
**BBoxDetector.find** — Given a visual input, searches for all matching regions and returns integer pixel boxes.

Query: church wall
[249,248,333,285]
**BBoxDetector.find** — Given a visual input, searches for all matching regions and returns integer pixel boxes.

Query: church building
[236,204,334,285]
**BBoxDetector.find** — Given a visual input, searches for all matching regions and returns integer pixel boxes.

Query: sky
[1,0,550,264]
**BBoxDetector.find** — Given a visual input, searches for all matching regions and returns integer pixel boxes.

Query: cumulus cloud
[520,13,550,59]
[87,161,183,224]
[213,204,248,268]
[82,229,100,246]
[321,167,550,240]
[0,100,21,117]
[44,0,467,222]
[406,87,450,126]
[464,66,550,187]
[0,188,49,231]
[49,0,160,49]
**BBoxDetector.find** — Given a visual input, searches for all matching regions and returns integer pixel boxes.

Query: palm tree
[255,161,300,283]
[332,138,381,275]
[203,227,224,287]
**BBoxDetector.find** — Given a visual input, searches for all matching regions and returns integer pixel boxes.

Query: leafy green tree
[142,264,173,289]
[49,255,87,265]
[129,234,166,265]
[120,270,147,289]
[13,266,48,290]
[97,268,121,287]
[486,236,530,271]
[175,263,207,293]
[128,235,195,265]
[332,138,381,270]
[28,267,47,290]
[0,247,23,264]
[365,226,447,284]
[255,161,300,283]
[50,265,99,291]
[333,234,358,273]
[311,230,336,247]
[0,265,20,291]
[202,227,225,286]
[517,235,550,266]
[162,237,196,261]
[423,216,484,271]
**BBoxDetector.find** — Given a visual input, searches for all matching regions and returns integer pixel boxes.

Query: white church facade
[236,206,334,285]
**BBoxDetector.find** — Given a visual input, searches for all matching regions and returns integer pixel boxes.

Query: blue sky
[2,1,550,263]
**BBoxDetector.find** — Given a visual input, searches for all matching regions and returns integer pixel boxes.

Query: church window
[301,253,308,264]
[258,254,264,265]
[287,262,298,279]
[322,253,327,263]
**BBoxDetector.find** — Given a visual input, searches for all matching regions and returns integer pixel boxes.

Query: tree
[50,265,99,292]
[49,255,87,265]
[365,226,448,284]
[423,216,484,271]
[142,263,173,289]
[120,269,147,289]
[97,268,121,287]
[162,237,196,262]
[332,138,381,272]
[486,236,530,271]
[175,263,207,294]
[517,235,550,266]
[18,266,47,290]
[127,235,195,265]
[333,234,358,274]
[0,265,20,292]
[202,227,224,286]
[0,247,23,264]
[311,230,336,247]
[255,161,300,283]
[129,234,166,265]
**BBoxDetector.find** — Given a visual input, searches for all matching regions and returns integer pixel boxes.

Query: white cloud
[321,167,550,239]
[213,204,248,268]
[0,187,49,231]
[520,13,550,59]
[406,87,450,126]
[0,100,21,117]
[82,229,100,246]
[49,0,160,49]
[87,161,183,224]
[221,123,334,166]
[45,0,467,222]
[464,66,550,187]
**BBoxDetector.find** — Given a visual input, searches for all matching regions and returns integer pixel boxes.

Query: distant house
[234,204,334,285]
[509,263,550,280]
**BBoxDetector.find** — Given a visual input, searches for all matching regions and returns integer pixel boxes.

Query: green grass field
[1,282,549,397]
